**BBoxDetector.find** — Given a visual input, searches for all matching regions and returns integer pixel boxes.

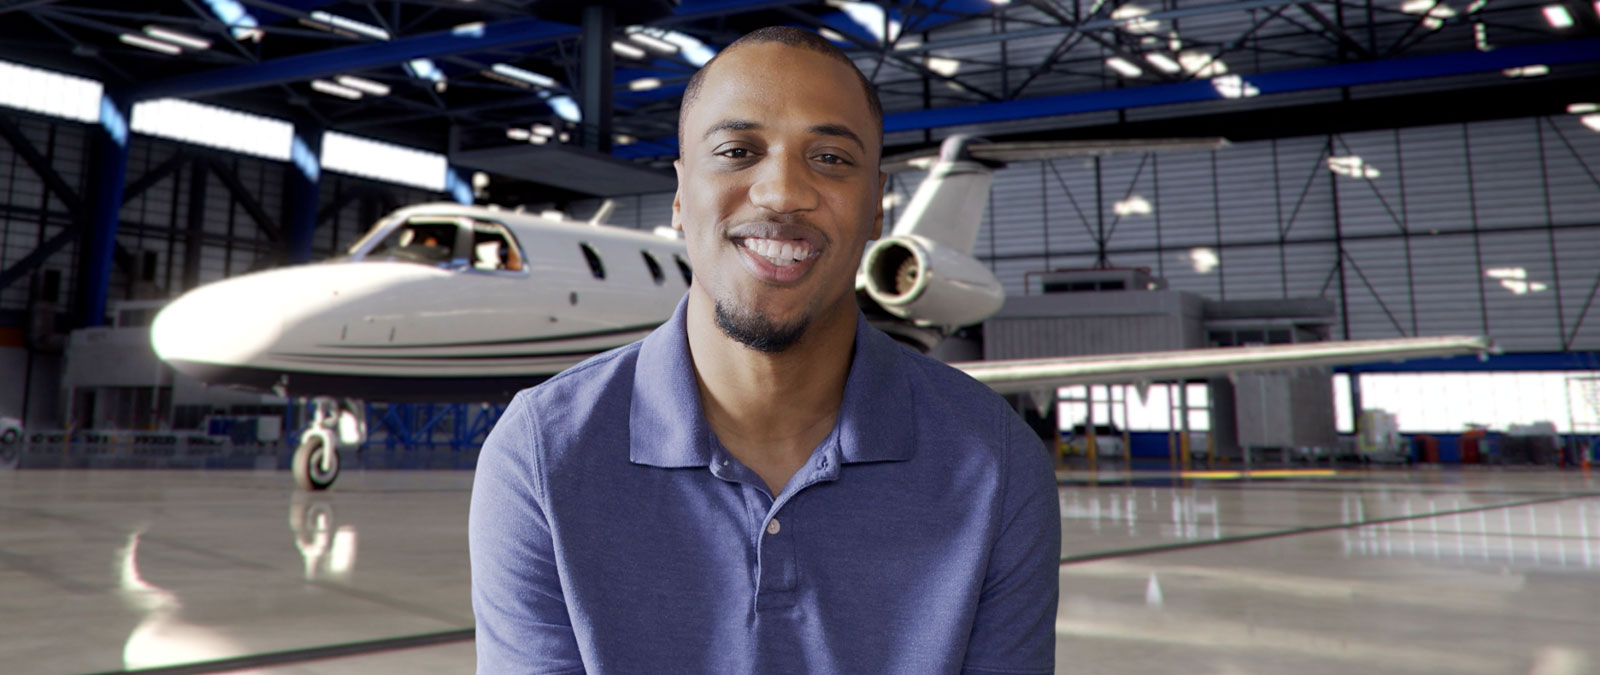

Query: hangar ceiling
[0,0,1595,203]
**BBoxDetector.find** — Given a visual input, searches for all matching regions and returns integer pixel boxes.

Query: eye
[815,153,850,165]
[718,147,751,159]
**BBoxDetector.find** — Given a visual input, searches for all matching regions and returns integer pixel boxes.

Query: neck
[685,289,856,461]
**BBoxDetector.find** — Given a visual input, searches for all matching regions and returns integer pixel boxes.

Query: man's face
[673,42,885,352]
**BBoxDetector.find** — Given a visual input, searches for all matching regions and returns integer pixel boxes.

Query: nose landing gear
[293,398,365,490]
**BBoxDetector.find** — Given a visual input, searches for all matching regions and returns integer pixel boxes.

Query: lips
[727,221,828,285]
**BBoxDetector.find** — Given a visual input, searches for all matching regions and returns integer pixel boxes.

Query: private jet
[151,136,1492,489]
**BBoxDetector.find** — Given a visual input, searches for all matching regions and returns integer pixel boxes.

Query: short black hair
[677,26,883,152]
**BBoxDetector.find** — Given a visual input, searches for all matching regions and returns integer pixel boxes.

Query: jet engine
[861,235,1004,329]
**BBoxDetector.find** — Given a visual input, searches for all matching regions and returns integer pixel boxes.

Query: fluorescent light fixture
[548,95,581,123]
[531,123,555,137]
[558,131,571,143]
[614,134,637,145]
[1568,102,1599,114]
[819,27,848,43]
[406,58,444,82]
[490,63,554,88]
[654,29,715,66]
[130,98,293,160]
[1328,155,1381,179]
[613,41,647,59]
[1106,57,1142,77]
[119,33,183,55]
[311,79,363,100]
[926,56,961,77]
[829,0,901,43]
[335,75,389,96]
[1474,23,1491,50]
[1542,4,1575,28]
[1112,5,1159,33]
[627,30,679,54]
[1485,267,1526,280]
[143,26,211,50]
[1189,247,1219,273]
[202,0,261,41]
[452,21,485,37]
[990,0,1011,4]
[321,131,448,191]
[1178,50,1228,77]
[528,134,548,145]
[1145,53,1182,74]
[0,59,104,123]
[1582,114,1600,132]
[1502,64,1550,77]
[506,127,531,141]
[1212,74,1260,98]
[1114,195,1153,216]
[308,11,391,40]
[629,77,662,91]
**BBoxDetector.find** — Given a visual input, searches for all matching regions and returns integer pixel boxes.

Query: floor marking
[1180,469,1340,479]
[1059,491,1600,566]
[79,628,475,675]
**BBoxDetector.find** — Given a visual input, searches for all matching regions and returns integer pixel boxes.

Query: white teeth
[779,243,794,261]
[742,237,814,264]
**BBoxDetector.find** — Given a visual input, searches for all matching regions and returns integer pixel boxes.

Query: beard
[714,299,809,353]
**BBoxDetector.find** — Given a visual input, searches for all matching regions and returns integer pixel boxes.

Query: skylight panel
[321,131,447,191]
[130,98,292,160]
[0,59,103,123]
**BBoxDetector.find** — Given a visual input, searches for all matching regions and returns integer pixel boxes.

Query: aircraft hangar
[1,0,1598,672]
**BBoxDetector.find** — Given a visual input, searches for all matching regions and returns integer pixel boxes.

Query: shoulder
[890,337,1021,435]
[515,341,642,415]
[483,342,641,474]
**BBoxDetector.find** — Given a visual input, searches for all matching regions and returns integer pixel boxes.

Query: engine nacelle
[862,235,1004,328]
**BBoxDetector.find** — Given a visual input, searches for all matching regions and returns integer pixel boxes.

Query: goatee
[714,300,808,353]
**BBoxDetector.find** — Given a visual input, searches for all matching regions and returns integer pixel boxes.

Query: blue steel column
[82,89,132,327]
[287,120,323,264]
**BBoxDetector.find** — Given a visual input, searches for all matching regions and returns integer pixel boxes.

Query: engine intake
[862,236,1004,328]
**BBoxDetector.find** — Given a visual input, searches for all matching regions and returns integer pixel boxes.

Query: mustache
[725,215,829,248]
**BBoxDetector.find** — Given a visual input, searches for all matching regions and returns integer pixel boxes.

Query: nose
[747,152,819,215]
[151,274,284,371]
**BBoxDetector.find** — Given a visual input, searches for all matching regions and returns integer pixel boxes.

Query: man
[470,26,1059,673]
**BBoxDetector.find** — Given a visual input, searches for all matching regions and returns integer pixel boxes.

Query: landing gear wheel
[292,436,339,491]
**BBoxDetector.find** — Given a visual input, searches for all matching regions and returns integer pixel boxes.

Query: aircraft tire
[293,436,339,491]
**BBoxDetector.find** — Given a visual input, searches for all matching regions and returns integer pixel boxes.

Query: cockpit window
[362,221,459,266]
[471,223,525,272]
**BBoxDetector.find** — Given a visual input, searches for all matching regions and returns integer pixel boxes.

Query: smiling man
[470,27,1059,674]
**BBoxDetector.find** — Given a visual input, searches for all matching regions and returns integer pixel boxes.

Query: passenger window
[674,254,692,285]
[580,243,606,279]
[642,251,665,285]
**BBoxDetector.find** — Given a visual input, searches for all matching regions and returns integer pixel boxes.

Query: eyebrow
[701,119,866,150]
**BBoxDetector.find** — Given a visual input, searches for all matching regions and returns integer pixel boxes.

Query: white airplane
[151,136,1492,489]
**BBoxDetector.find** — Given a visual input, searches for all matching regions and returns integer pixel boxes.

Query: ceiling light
[1582,114,1600,132]
[1542,4,1575,28]
[1144,53,1182,73]
[926,56,961,77]
[308,11,390,40]
[531,123,554,137]
[142,26,211,50]
[506,127,531,141]
[1189,248,1219,273]
[629,77,662,91]
[1114,195,1153,216]
[1474,23,1491,50]
[490,63,554,88]
[1112,5,1159,33]
[529,134,548,145]
[612,41,647,60]
[558,131,571,143]
[614,134,636,145]
[452,21,485,36]
[120,33,183,55]
[335,75,389,96]
[1212,74,1259,98]
[1106,57,1142,77]
[547,96,581,123]
[1178,50,1228,77]
[1568,102,1599,114]
[311,79,363,100]
[627,31,678,54]
[1328,155,1381,179]
[990,0,1010,4]
[819,27,848,43]
[1502,64,1550,77]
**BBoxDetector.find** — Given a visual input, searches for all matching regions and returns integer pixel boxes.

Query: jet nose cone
[152,275,284,373]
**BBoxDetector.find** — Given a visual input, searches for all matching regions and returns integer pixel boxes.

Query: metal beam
[0,114,84,220]
[581,5,615,153]
[204,158,283,242]
[122,151,188,205]
[882,38,1600,132]
[81,89,131,327]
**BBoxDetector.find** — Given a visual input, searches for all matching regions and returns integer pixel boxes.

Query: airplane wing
[953,335,1493,395]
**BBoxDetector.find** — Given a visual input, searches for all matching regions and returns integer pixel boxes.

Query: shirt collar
[629,295,917,469]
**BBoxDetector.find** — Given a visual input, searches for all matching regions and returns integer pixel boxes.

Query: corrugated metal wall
[570,112,1600,353]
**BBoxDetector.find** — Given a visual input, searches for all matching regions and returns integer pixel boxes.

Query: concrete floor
[2,467,1597,674]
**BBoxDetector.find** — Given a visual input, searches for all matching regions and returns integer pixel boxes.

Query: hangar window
[674,254,693,285]
[641,251,665,285]
[580,243,606,279]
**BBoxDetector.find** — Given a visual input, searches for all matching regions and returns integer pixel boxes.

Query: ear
[671,159,685,231]
[870,171,888,240]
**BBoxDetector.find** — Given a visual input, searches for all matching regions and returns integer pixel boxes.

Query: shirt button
[766,518,782,535]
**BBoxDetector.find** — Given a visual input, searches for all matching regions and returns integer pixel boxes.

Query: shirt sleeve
[961,409,1061,674]
[469,394,586,674]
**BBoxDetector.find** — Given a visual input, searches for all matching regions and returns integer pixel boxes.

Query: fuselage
[152,204,691,401]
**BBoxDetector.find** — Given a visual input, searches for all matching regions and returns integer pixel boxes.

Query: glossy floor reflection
[2,467,1596,674]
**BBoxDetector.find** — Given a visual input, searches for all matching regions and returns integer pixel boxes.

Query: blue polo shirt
[470,298,1059,674]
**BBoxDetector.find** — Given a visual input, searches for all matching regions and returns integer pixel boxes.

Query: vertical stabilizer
[888,135,999,255]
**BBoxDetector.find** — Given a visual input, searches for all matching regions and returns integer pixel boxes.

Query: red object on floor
[1460,430,1485,464]
[1415,435,1439,463]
